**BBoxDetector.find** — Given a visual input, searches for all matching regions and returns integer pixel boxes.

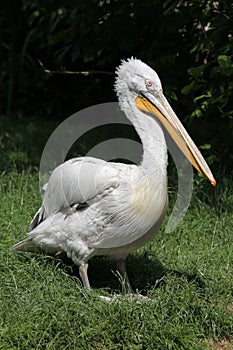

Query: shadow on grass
[46,252,207,296]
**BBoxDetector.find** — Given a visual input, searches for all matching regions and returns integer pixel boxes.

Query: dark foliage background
[0,0,232,170]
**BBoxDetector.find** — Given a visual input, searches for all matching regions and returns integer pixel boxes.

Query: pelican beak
[135,92,216,186]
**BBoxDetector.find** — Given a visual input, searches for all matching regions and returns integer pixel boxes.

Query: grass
[0,117,232,349]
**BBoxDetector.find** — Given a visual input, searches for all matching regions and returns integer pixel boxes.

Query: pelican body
[13,58,215,292]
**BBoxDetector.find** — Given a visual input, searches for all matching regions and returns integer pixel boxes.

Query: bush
[0,0,232,169]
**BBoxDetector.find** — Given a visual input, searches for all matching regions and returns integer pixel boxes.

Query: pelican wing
[30,157,120,230]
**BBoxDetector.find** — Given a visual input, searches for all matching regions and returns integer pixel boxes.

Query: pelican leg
[116,259,134,294]
[79,263,91,291]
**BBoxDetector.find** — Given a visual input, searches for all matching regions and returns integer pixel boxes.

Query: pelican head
[115,57,216,186]
[115,58,162,100]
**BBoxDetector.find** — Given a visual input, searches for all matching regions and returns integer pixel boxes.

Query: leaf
[188,64,207,79]
[217,55,233,69]
[191,108,203,118]
[181,80,199,95]
[166,90,178,101]
[199,143,211,150]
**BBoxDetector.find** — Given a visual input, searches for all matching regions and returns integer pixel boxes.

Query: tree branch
[38,60,113,76]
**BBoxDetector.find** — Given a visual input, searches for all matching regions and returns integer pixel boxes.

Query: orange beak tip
[211,179,217,187]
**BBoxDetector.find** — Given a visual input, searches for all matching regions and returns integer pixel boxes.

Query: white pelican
[13,58,216,293]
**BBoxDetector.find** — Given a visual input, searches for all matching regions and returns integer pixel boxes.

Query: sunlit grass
[0,117,232,349]
[1,168,232,350]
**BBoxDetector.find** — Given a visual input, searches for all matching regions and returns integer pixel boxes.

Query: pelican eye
[145,79,154,90]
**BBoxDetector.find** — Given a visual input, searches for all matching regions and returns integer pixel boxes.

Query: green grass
[0,117,232,350]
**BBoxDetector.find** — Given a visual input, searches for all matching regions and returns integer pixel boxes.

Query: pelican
[13,58,216,293]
